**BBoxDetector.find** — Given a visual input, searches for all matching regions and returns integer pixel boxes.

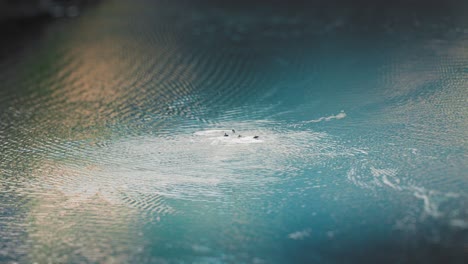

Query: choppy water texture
[1,0,467,263]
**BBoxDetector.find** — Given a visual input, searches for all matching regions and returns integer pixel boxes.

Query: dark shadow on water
[284,229,468,264]
[0,15,51,58]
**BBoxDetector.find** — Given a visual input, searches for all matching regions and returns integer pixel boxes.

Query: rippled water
[1,0,467,263]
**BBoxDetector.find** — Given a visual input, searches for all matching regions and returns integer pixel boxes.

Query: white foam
[193,130,226,136]
[381,175,400,190]
[370,166,401,190]
[288,228,311,240]
[192,244,212,253]
[305,111,347,123]
[450,219,468,229]
[413,190,442,218]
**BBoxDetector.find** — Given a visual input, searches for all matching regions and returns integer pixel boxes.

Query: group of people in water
[224,129,259,139]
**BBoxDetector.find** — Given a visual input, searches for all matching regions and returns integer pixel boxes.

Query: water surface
[0,0,467,263]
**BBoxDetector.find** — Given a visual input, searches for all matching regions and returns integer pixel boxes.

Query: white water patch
[346,163,389,189]
[288,228,311,240]
[194,129,264,144]
[370,166,401,190]
[347,161,466,226]
[406,186,466,220]
[289,111,347,128]
[28,123,367,212]
[450,219,468,229]
[412,188,442,218]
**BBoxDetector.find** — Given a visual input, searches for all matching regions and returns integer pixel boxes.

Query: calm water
[1,0,467,263]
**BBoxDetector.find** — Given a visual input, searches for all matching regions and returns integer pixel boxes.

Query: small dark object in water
[232,129,235,133]
[253,136,259,139]
[238,135,242,138]
[224,133,229,137]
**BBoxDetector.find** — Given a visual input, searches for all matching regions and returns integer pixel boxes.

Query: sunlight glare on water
[0,0,467,263]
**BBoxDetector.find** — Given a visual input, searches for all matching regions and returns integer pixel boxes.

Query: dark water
[1,0,467,263]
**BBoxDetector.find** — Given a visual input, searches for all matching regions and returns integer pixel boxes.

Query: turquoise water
[0,0,467,263]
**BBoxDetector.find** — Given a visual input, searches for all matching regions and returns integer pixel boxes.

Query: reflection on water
[1,0,467,263]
